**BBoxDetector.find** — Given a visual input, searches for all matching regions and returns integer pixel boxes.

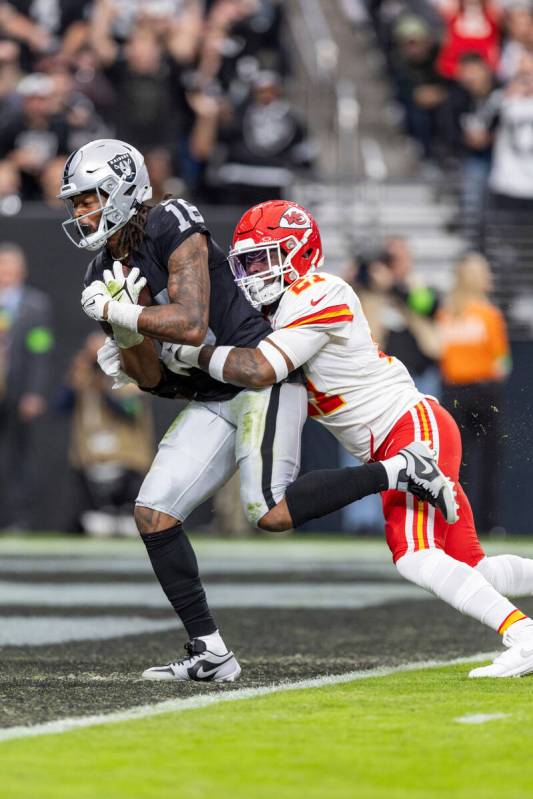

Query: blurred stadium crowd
[0,0,313,211]
[0,0,527,537]
[371,0,533,240]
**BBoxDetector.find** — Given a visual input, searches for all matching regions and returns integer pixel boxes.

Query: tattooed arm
[104,233,210,345]
[198,340,294,388]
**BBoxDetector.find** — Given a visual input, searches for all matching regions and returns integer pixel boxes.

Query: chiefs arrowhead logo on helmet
[229,200,324,308]
[279,208,311,229]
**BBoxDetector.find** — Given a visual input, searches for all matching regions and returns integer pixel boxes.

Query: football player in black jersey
[60,139,443,682]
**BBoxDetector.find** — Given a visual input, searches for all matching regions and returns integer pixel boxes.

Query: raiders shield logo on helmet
[108,153,136,183]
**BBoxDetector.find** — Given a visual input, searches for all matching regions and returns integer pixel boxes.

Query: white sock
[381,453,408,489]
[475,555,533,597]
[197,630,227,654]
[396,549,529,633]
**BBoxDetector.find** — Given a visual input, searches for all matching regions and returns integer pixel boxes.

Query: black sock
[141,525,217,639]
[285,462,388,528]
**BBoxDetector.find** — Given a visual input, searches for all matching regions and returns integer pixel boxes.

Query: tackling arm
[196,326,329,388]
[198,341,292,388]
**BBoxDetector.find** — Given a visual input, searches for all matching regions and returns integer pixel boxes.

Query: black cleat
[396,441,459,524]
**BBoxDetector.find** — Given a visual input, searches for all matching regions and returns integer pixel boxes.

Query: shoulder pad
[274,272,354,331]
[148,198,207,231]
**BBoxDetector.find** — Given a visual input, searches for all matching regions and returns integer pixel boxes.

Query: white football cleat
[397,441,459,524]
[142,638,241,682]
[469,628,533,678]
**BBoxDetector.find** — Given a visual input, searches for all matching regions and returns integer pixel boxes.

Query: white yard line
[455,713,511,725]
[0,652,497,743]
[0,580,428,609]
[0,556,396,577]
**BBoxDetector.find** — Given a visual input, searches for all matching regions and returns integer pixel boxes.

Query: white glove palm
[96,337,135,388]
[103,261,147,304]
[96,336,121,377]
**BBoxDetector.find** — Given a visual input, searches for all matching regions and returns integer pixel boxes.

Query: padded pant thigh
[234,382,307,525]
[136,402,237,522]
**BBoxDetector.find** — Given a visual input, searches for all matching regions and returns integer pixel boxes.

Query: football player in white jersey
[180,199,533,678]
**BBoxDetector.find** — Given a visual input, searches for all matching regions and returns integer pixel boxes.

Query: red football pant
[374,398,486,567]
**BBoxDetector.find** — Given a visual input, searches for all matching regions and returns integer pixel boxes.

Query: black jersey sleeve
[147,199,211,268]
[83,254,102,288]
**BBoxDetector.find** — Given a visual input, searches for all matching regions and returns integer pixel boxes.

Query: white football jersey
[267,271,423,462]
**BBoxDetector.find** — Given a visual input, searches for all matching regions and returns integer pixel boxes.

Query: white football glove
[81,277,143,348]
[103,262,146,349]
[160,342,197,376]
[96,336,121,377]
[177,344,202,367]
[96,337,136,388]
[81,280,109,322]
[103,261,147,304]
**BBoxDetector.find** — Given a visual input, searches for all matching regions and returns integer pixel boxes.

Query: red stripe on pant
[374,398,486,567]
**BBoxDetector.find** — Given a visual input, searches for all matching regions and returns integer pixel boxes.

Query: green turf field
[2,661,533,799]
[3,535,533,798]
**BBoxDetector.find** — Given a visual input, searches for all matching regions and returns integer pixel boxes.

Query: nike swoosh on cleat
[412,454,438,476]
[188,656,233,680]
[519,647,533,658]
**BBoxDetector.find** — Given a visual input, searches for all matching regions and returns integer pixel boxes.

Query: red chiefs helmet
[228,200,323,308]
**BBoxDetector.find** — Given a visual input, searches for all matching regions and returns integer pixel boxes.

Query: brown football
[121,264,153,307]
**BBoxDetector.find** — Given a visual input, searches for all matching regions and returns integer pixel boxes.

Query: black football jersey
[84,198,272,402]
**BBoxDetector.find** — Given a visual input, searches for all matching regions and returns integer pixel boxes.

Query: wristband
[258,340,289,382]
[208,346,234,383]
[107,301,143,332]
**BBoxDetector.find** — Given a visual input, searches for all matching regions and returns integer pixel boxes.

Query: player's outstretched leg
[256,448,455,533]
[136,506,241,683]
[395,548,533,678]
[475,554,533,597]
[444,484,533,598]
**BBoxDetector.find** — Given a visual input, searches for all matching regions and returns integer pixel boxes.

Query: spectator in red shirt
[436,0,501,79]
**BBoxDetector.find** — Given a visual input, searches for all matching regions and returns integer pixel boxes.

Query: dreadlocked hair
[113,194,177,260]
[111,195,180,261]
[111,202,152,259]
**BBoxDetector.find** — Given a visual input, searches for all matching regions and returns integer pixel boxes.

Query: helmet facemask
[229,232,312,308]
[61,176,137,251]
